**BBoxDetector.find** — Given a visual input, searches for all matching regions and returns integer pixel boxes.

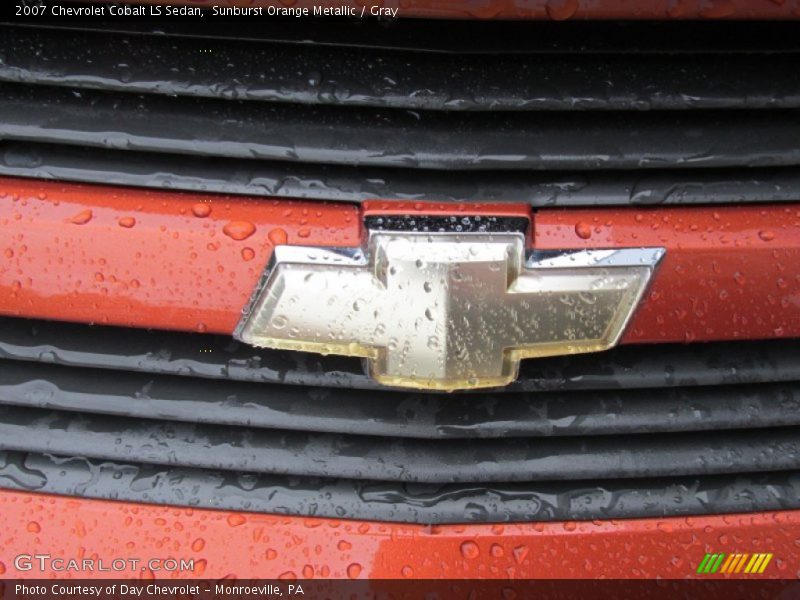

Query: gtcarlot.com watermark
[13,554,195,573]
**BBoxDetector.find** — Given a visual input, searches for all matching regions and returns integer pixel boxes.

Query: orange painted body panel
[2,177,800,344]
[0,490,798,579]
[534,206,800,343]
[0,178,360,334]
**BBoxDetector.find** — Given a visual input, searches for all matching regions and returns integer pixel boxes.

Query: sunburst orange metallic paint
[0,490,798,580]
[0,178,360,334]
[1,177,799,344]
[534,206,800,343]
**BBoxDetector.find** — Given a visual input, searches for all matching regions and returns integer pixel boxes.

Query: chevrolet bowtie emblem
[235,223,664,391]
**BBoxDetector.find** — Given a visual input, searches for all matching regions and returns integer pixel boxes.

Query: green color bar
[709,553,726,574]
[697,553,713,574]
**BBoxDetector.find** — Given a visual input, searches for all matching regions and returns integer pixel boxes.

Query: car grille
[1,20,799,523]
[1,317,799,523]
[0,20,800,205]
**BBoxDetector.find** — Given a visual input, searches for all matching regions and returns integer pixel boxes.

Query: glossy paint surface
[2,178,799,344]
[0,178,359,334]
[534,206,800,343]
[0,490,798,579]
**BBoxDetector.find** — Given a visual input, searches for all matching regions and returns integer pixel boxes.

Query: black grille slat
[4,141,800,206]
[3,451,799,524]
[3,318,800,393]
[3,359,800,440]
[1,404,800,484]
[3,83,800,171]
[1,320,800,523]
[2,22,799,206]
[3,24,799,112]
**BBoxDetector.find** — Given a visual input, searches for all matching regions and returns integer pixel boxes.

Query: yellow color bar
[744,554,761,573]
[758,554,773,574]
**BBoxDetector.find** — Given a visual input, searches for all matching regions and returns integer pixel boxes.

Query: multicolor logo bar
[696,553,773,574]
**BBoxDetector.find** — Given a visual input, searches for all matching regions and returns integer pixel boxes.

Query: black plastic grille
[1,317,800,523]
[0,21,799,204]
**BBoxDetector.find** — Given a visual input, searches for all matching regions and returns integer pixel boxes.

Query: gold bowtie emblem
[236,231,663,391]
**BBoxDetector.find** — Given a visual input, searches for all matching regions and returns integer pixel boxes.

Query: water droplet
[226,514,246,527]
[346,563,362,578]
[27,521,41,533]
[69,209,93,225]
[575,222,592,239]
[759,230,776,241]
[192,559,207,575]
[118,216,136,228]
[307,70,322,87]
[223,221,256,241]
[546,0,578,20]
[191,538,205,552]
[192,203,212,218]
[460,541,480,559]
[241,247,255,261]
[268,228,288,246]
[298,228,311,238]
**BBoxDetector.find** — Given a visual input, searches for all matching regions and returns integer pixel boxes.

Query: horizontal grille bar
[2,316,800,521]
[3,24,800,112]
[1,404,799,483]
[2,359,800,440]
[3,83,800,171]
[5,141,800,206]
[3,451,799,524]
[3,318,800,393]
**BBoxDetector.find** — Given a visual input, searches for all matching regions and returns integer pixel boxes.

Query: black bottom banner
[2,579,800,600]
